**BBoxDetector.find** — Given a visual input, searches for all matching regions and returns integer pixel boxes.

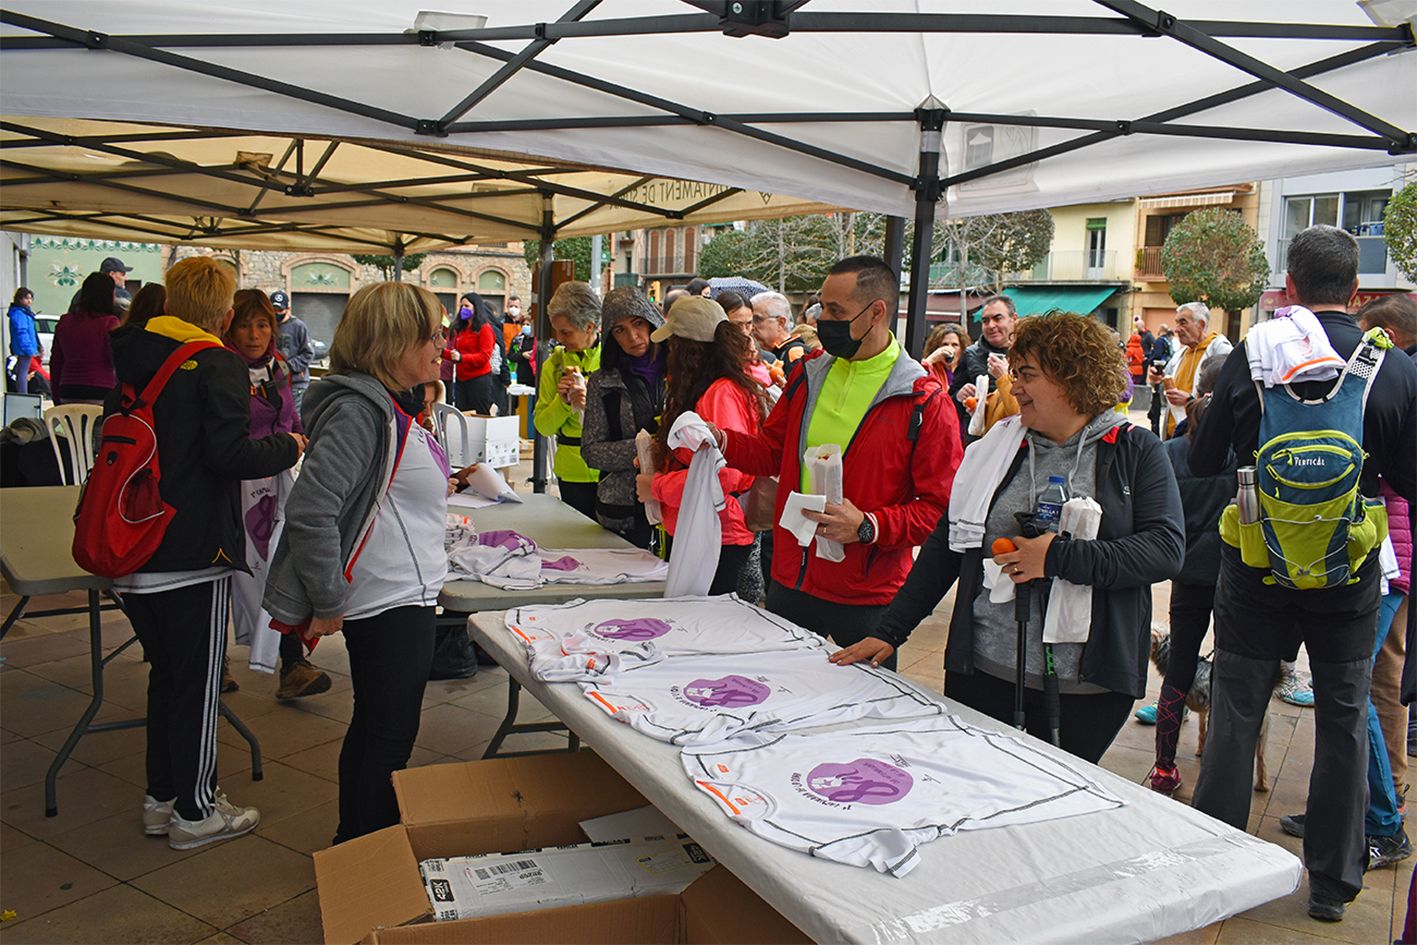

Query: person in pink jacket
[636,296,768,594]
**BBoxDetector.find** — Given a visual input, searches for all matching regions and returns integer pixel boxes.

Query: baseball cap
[651,296,726,344]
[99,256,133,274]
[269,290,290,310]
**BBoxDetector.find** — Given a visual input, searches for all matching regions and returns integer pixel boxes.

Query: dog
[1150,630,1269,793]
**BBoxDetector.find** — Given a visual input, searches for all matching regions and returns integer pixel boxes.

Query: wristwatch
[857,514,877,545]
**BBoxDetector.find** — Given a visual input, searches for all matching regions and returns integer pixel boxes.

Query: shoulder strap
[908,388,941,445]
[133,340,221,408]
[1350,327,1389,420]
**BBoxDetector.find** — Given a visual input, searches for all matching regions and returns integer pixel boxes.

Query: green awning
[1002,286,1120,317]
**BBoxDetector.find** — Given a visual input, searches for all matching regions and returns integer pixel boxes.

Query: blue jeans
[1367,591,1407,837]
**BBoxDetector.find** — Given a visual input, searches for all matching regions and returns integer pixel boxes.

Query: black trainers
[1307,894,1345,922]
[1367,831,1413,870]
[1279,813,1305,838]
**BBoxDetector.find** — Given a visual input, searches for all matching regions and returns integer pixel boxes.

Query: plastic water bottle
[1035,475,1068,532]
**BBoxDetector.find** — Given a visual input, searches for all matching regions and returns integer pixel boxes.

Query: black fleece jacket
[872,422,1184,699]
[106,317,299,573]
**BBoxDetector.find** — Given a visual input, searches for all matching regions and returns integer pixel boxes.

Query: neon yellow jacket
[534,343,602,483]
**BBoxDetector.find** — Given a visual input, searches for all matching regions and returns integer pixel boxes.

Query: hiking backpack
[1220,327,1391,590]
[72,340,220,578]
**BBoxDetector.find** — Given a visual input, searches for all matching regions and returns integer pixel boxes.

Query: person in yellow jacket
[536,281,603,520]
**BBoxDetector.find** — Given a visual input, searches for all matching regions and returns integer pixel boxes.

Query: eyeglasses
[431,329,447,346]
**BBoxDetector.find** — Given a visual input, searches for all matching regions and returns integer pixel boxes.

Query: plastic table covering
[437,494,665,613]
[468,610,1301,945]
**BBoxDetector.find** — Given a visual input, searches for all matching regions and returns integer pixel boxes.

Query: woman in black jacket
[833,314,1185,763]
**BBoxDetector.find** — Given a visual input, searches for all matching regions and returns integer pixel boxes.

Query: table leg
[0,594,31,640]
[480,677,580,759]
[44,590,105,817]
[218,702,264,782]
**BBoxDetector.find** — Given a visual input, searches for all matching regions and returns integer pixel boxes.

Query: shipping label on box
[419,836,714,921]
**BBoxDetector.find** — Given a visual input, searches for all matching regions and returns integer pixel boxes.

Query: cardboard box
[315,752,809,945]
[444,413,520,468]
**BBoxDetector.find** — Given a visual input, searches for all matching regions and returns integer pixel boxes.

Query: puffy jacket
[444,321,493,381]
[7,303,39,358]
[653,378,758,547]
[721,346,961,606]
[874,421,1185,699]
[106,317,299,573]
[1383,479,1412,597]
[1126,333,1145,379]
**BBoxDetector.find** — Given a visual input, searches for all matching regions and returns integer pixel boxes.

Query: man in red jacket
[714,256,961,669]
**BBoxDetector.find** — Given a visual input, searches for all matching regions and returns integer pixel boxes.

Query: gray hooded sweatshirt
[263,372,399,623]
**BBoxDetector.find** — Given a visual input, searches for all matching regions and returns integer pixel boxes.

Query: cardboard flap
[362,896,681,945]
[680,867,812,945]
[316,826,430,945]
[394,754,647,859]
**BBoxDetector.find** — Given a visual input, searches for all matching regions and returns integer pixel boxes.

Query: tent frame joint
[1390,133,1417,155]
[415,119,448,138]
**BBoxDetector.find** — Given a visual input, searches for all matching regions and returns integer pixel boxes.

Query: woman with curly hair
[832,313,1184,763]
[635,296,769,594]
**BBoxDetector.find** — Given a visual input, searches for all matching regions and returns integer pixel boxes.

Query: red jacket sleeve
[721,376,794,477]
[871,387,961,549]
[654,380,758,506]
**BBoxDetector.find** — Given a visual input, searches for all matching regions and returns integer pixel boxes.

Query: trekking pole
[1013,576,1029,732]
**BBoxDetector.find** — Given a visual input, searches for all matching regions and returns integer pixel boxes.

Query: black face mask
[817,299,877,359]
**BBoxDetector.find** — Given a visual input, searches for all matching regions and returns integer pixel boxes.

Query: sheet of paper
[579,805,684,843]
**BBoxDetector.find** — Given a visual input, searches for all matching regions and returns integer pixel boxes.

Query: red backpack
[72,340,220,578]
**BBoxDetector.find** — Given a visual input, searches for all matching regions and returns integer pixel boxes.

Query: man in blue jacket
[7,287,40,394]
[271,290,315,415]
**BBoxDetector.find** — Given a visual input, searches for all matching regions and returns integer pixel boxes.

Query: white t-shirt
[344,421,449,621]
[505,594,819,683]
[683,715,1124,877]
[583,647,944,746]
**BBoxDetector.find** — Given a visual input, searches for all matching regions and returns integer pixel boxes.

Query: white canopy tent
[2,0,1415,349]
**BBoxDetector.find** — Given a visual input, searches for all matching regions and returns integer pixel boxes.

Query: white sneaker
[167,791,260,850]
[142,795,175,836]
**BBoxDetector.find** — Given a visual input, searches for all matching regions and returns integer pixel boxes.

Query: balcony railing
[930,250,1125,287]
[1136,246,1165,280]
[1275,236,1388,279]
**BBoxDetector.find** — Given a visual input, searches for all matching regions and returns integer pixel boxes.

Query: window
[1144,213,1187,247]
[683,228,697,275]
[428,267,459,318]
[1086,218,1107,272]
[478,269,506,315]
[1282,191,1389,273]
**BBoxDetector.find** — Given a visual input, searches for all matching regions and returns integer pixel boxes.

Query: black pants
[765,581,895,671]
[124,578,230,822]
[454,374,495,413]
[335,605,436,844]
[558,480,599,522]
[709,543,754,596]
[278,630,302,671]
[1193,548,1377,903]
[943,669,1134,764]
[1163,581,1215,697]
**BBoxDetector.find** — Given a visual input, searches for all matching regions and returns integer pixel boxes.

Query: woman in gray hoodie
[264,282,450,842]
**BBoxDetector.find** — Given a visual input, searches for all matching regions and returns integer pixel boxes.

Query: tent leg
[904,105,946,359]
[884,216,906,278]
[531,205,555,494]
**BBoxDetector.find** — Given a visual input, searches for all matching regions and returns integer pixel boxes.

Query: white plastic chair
[432,402,467,465]
[43,404,103,484]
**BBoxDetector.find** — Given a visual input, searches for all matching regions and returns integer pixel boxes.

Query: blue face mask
[521,323,533,336]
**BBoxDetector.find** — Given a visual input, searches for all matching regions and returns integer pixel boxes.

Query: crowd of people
[18,224,1417,930]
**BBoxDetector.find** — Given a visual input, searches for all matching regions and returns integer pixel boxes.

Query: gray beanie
[601,287,664,335]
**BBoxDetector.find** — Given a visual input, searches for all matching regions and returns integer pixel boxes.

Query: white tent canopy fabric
[2,0,1413,225]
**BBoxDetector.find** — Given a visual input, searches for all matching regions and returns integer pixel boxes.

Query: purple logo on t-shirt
[589,617,672,641]
[245,493,278,561]
[541,554,582,572]
[806,759,913,805]
[682,675,771,708]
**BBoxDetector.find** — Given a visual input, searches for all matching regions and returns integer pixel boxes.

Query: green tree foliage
[697,228,755,281]
[1384,180,1417,282]
[697,213,889,292]
[1160,207,1269,314]
[522,237,593,281]
[933,210,1054,291]
[350,253,426,280]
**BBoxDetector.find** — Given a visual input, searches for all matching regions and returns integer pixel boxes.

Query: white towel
[967,373,989,437]
[636,430,663,525]
[948,415,1027,552]
[803,444,845,562]
[1042,497,1103,644]
[779,491,827,547]
[1246,305,1345,388]
[664,411,725,597]
[982,558,1016,603]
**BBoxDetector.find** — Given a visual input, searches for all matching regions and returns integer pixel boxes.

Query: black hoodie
[106,316,299,574]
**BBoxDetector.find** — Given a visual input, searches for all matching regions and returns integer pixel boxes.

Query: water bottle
[1236,466,1260,525]
[1035,475,1068,532]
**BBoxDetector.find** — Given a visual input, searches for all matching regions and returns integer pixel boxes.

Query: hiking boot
[277,660,332,701]
[167,792,259,850]
[1307,894,1345,922]
[1368,831,1413,870]
[219,656,238,694]
[1134,703,1158,725]
[142,794,174,836]
[1280,813,1306,838]
[1275,668,1313,707]
[1148,763,1182,796]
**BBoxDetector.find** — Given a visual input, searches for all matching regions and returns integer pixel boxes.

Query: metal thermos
[1236,466,1260,525]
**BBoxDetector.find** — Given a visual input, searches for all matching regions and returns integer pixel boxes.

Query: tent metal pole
[533,198,556,494]
[904,108,945,359]
[884,216,906,278]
